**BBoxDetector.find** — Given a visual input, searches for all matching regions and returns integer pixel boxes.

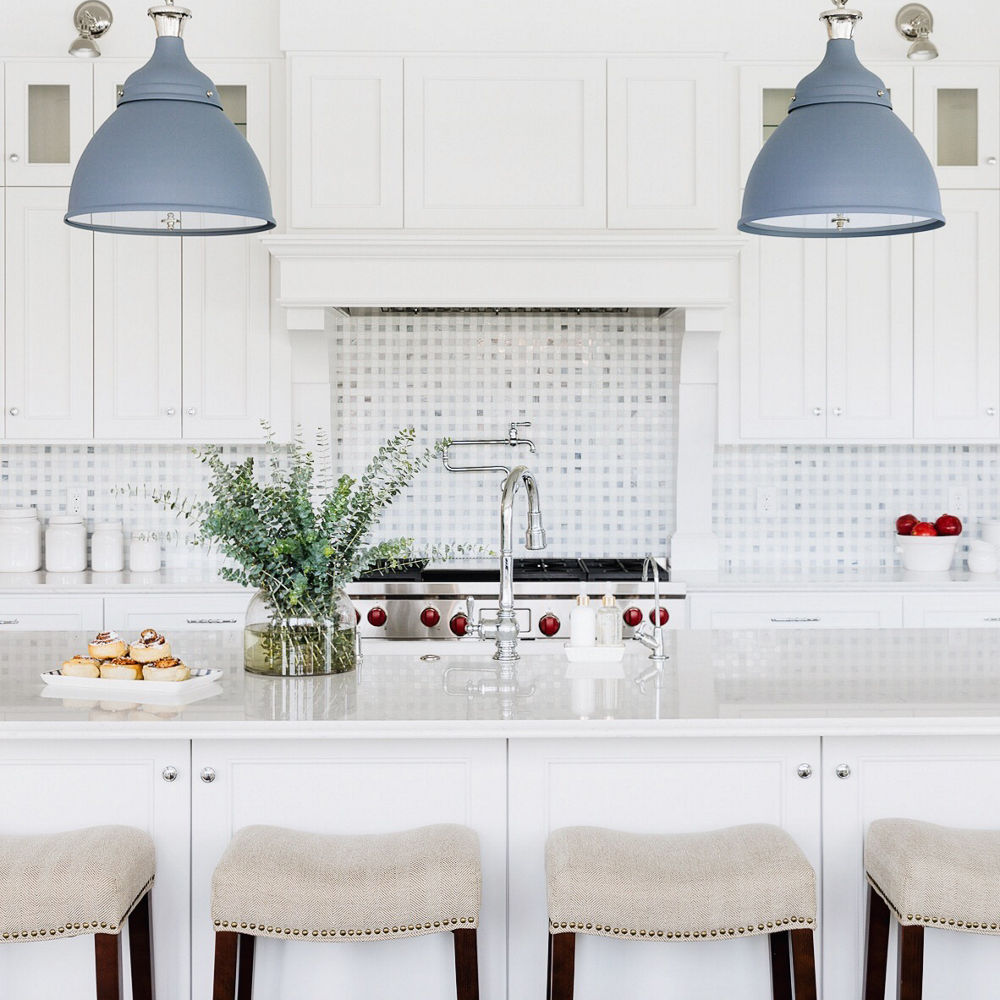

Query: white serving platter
[40,667,223,702]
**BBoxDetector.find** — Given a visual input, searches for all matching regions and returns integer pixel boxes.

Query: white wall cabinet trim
[404,56,606,229]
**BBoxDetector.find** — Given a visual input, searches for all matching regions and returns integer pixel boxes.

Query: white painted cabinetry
[190,739,507,1000]
[0,595,102,630]
[902,591,1000,628]
[688,592,904,629]
[0,739,191,1000]
[105,593,249,630]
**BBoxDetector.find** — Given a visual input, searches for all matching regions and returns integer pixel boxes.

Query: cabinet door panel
[823,736,1000,1000]
[509,737,821,1000]
[5,187,93,439]
[689,592,903,630]
[94,236,182,438]
[191,739,507,1000]
[404,56,606,228]
[826,237,913,439]
[290,55,402,228]
[0,739,190,1000]
[608,57,720,229]
[740,236,827,439]
[913,190,1000,439]
[0,596,103,630]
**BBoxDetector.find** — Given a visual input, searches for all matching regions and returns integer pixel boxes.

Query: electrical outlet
[756,486,777,517]
[65,489,83,516]
[947,485,969,518]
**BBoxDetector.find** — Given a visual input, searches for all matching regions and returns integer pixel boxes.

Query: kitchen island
[4,628,1000,1000]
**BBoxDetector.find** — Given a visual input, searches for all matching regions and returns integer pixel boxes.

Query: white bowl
[895,533,960,572]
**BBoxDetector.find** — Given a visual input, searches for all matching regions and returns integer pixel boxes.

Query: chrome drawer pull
[0,618,19,625]
[185,617,239,624]
[770,616,820,624]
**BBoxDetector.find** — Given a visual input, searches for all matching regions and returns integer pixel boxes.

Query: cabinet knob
[165,407,176,416]
[161,766,179,783]
[832,407,843,417]
[987,156,998,166]
[812,407,822,417]
[199,766,216,784]
[7,407,17,416]
[7,153,19,163]
[835,763,852,779]
[988,408,996,417]
[797,763,813,779]
[187,407,197,416]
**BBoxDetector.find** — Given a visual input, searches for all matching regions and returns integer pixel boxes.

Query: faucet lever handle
[466,596,476,620]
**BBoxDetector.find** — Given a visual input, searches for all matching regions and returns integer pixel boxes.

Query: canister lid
[48,515,84,525]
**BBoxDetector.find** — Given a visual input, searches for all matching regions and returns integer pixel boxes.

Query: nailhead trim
[212,914,476,941]
[548,915,815,939]
[867,873,1000,935]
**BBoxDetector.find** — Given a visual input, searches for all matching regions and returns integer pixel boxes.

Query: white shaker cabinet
[190,738,508,1000]
[607,57,721,229]
[289,55,402,228]
[688,592,903,630]
[0,595,103,631]
[913,189,1000,439]
[403,56,606,229]
[4,187,93,439]
[3,62,92,186]
[507,737,822,1000]
[0,738,191,1000]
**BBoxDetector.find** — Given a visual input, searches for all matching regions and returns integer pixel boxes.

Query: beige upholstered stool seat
[866,818,1000,932]
[546,823,816,941]
[211,823,482,942]
[0,825,155,942]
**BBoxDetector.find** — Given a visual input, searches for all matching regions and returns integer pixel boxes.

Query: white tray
[41,667,223,702]
[563,643,626,663]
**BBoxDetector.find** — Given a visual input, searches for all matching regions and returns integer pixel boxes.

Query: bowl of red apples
[895,513,963,572]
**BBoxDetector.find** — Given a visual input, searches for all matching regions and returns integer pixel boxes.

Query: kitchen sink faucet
[465,465,546,678]
[632,554,668,664]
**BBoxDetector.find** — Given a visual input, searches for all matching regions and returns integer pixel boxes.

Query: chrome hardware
[988,408,997,417]
[69,2,113,58]
[988,157,999,166]
[161,211,179,231]
[7,408,17,416]
[186,407,197,416]
[443,420,537,475]
[116,86,124,98]
[822,0,862,41]
[161,766,178,783]
[797,763,813,779]
[896,4,939,61]
[835,763,852,779]
[199,766,216,784]
[832,407,843,416]
[633,554,668,664]
[877,89,885,97]
[165,407,176,416]
[831,213,851,230]
[0,619,20,626]
[420,653,441,662]
[206,90,213,98]
[7,154,19,163]
[185,617,238,624]
[813,407,822,417]
[771,616,820,624]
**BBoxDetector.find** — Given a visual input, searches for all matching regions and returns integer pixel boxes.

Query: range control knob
[420,607,441,628]
[449,614,469,637]
[354,609,361,624]
[538,614,561,637]
[622,607,644,628]
[649,607,670,627]
[366,607,387,627]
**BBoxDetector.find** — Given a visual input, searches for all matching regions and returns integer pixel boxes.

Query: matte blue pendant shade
[66,36,275,235]
[739,39,944,237]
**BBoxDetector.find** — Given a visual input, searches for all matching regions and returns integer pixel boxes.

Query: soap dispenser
[569,594,596,646]
[596,594,623,646]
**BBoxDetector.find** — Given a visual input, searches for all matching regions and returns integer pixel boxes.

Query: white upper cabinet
[3,62,92,186]
[607,56,721,229]
[913,189,1000,439]
[404,56,606,229]
[5,187,92,439]
[914,65,1000,188]
[289,55,402,228]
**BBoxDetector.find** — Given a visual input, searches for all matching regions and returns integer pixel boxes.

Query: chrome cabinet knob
[199,766,216,784]
[186,407,197,416]
[165,407,176,416]
[797,763,813,779]
[835,763,852,779]
[832,407,843,417]
[812,407,822,417]
[988,408,996,417]
[161,766,178,783]
[987,156,998,166]
[7,153,19,163]
[7,407,17,416]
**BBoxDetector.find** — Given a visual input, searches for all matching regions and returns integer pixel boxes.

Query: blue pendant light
[739,0,943,238]
[66,1,274,236]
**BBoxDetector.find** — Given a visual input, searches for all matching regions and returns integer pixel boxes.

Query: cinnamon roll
[129,628,172,664]
[87,630,127,660]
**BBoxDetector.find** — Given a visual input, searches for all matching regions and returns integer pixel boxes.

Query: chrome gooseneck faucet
[632,554,668,664]
[465,465,546,678]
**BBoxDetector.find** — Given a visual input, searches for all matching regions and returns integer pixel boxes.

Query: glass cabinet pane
[937,88,978,166]
[217,85,248,137]
[27,84,71,164]
[762,88,795,143]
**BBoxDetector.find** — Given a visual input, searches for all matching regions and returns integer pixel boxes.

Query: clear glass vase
[243,589,357,676]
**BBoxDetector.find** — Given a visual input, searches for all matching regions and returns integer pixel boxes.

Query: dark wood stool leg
[452,928,480,1000]
[897,924,924,1000]
[769,930,793,1000]
[237,933,255,1000]
[94,932,123,1000]
[547,932,575,1000]
[212,931,239,1000]
[127,891,154,1000]
[864,885,892,1000]
[790,928,817,1000]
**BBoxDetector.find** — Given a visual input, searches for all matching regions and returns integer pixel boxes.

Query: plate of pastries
[42,629,222,698]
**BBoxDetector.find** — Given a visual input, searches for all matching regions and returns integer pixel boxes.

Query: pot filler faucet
[465,465,546,677]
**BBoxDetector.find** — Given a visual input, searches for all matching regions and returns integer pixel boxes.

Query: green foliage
[151,427,465,623]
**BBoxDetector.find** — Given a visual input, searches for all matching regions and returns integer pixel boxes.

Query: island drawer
[689,591,903,629]
[104,593,250,630]
[0,596,103,631]
[903,593,1000,628]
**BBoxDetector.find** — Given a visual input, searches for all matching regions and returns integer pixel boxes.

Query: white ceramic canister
[981,519,1000,546]
[968,539,1000,574]
[0,507,42,572]
[91,520,125,572]
[128,533,161,573]
[45,515,87,573]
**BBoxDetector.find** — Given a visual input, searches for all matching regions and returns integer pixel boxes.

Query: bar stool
[0,825,156,1000]
[210,823,482,1000]
[545,824,818,1000]
[864,817,1000,1000]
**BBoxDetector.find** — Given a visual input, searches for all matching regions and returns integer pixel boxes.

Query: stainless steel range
[348,558,687,641]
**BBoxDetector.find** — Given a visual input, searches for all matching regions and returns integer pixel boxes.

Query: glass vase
[243,589,357,676]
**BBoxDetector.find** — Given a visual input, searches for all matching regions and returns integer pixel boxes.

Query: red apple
[911,521,938,536]
[895,514,919,536]
[935,513,963,536]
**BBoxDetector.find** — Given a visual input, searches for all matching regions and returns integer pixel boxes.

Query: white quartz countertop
[5,629,1000,738]
[681,566,1000,591]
